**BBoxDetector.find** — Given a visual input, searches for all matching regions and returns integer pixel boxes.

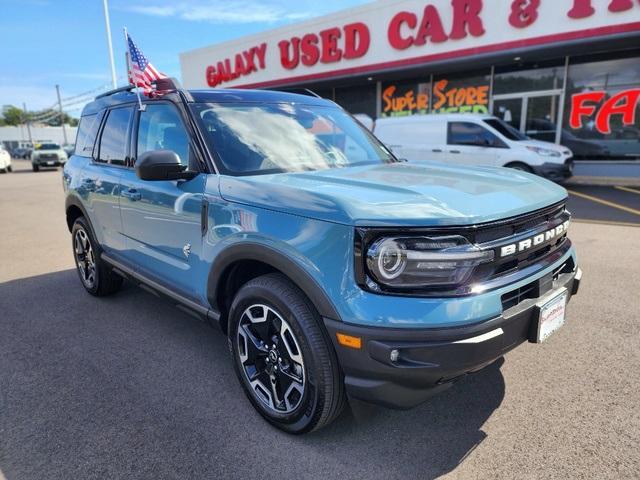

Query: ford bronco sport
[63,81,581,434]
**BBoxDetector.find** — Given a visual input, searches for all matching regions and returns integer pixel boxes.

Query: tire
[6,165,12,172]
[0,168,5,174]
[229,273,345,434]
[32,164,39,172]
[504,162,533,173]
[71,216,123,296]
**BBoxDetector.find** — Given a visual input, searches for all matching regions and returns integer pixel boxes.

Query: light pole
[102,0,118,89]
[55,84,69,145]
[22,102,33,145]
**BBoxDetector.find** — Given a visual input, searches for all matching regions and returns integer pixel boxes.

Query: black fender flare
[65,195,93,233]
[207,242,341,324]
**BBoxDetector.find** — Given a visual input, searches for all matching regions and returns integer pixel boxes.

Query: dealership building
[181,0,640,161]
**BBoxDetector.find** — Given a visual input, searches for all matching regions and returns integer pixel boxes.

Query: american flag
[126,33,166,96]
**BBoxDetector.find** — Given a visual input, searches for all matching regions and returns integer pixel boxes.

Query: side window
[136,104,190,166]
[98,107,134,165]
[75,111,104,157]
[448,122,506,148]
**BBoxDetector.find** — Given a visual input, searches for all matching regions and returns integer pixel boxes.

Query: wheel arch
[65,196,94,236]
[207,242,341,334]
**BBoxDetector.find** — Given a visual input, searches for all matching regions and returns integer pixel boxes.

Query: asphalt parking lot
[1,159,639,480]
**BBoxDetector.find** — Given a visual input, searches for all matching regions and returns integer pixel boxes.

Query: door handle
[432,148,443,153]
[449,150,461,154]
[121,188,142,201]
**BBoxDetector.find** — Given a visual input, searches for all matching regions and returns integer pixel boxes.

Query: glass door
[491,90,563,143]
[524,94,561,143]
[493,98,523,131]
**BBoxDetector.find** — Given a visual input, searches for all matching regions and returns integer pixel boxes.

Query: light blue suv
[63,82,581,433]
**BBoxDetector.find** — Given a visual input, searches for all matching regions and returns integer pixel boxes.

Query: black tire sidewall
[229,277,329,433]
[71,217,101,295]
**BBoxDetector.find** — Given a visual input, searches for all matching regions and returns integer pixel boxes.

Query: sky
[0,0,368,116]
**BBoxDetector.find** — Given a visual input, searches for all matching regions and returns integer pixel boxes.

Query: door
[492,91,563,143]
[81,107,132,254]
[446,121,507,166]
[119,102,206,298]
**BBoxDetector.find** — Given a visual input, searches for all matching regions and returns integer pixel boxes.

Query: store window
[493,64,565,95]
[334,84,377,118]
[563,55,640,160]
[380,78,431,118]
[431,71,491,115]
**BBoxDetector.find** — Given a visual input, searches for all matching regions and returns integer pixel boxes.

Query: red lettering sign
[387,1,484,51]
[206,43,266,87]
[570,89,640,134]
[568,0,637,18]
[279,22,370,70]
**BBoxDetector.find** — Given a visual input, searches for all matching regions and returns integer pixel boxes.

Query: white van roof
[375,113,495,125]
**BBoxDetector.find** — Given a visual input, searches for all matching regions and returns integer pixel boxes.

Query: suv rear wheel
[229,273,345,434]
[71,216,123,296]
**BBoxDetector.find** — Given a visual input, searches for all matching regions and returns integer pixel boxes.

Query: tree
[1,106,25,126]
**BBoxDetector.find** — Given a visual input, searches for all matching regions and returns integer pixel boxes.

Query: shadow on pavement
[0,269,505,480]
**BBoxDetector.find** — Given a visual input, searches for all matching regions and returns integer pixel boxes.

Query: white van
[373,114,573,181]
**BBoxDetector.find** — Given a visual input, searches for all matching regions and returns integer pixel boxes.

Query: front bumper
[324,266,581,409]
[33,157,65,167]
[533,159,573,182]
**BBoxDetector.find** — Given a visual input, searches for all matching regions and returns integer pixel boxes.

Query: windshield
[191,102,396,175]
[37,143,61,150]
[484,119,529,141]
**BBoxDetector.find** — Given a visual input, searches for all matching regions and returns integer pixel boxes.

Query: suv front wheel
[229,273,345,434]
[71,216,123,296]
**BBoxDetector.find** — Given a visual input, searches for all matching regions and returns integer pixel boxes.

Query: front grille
[39,154,57,160]
[501,257,575,310]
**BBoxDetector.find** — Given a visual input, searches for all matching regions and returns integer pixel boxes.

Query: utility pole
[22,102,33,145]
[102,0,118,89]
[55,84,69,145]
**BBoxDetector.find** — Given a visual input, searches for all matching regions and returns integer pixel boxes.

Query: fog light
[390,349,399,362]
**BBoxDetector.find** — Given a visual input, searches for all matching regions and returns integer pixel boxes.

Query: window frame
[447,121,508,149]
[132,100,198,171]
[94,104,135,167]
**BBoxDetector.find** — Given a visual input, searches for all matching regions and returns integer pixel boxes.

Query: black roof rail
[95,85,135,99]
[95,78,183,100]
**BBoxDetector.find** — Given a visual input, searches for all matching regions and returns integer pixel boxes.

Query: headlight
[526,146,561,157]
[365,235,494,289]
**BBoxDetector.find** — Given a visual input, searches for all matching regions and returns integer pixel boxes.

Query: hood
[219,162,568,227]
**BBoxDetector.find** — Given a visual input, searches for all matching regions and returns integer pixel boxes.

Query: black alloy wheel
[229,273,345,434]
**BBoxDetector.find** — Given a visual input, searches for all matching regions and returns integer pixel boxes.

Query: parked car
[11,147,31,159]
[373,114,574,182]
[0,145,12,173]
[63,144,76,158]
[31,143,68,171]
[63,85,581,434]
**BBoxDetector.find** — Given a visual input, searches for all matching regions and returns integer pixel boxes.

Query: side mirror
[135,150,197,181]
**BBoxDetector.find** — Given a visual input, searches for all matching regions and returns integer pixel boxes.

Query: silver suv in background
[31,143,68,172]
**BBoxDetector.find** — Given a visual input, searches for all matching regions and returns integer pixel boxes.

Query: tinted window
[192,102,395,176]
[137,103,190,166]
[98,107,133,165]
[75,112,104,157]
[448,122,506,147]
[36,143,61,150]
[484,118,528,141]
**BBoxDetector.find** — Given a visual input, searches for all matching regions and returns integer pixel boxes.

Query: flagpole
[123,26,145,111]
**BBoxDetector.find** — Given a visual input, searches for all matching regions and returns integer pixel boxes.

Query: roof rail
[95,77,183,100]
[95,85,135,99]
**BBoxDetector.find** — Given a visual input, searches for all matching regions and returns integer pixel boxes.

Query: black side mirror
[135,150,197,181]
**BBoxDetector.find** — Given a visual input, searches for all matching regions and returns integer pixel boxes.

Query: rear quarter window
[75,111,105,157]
